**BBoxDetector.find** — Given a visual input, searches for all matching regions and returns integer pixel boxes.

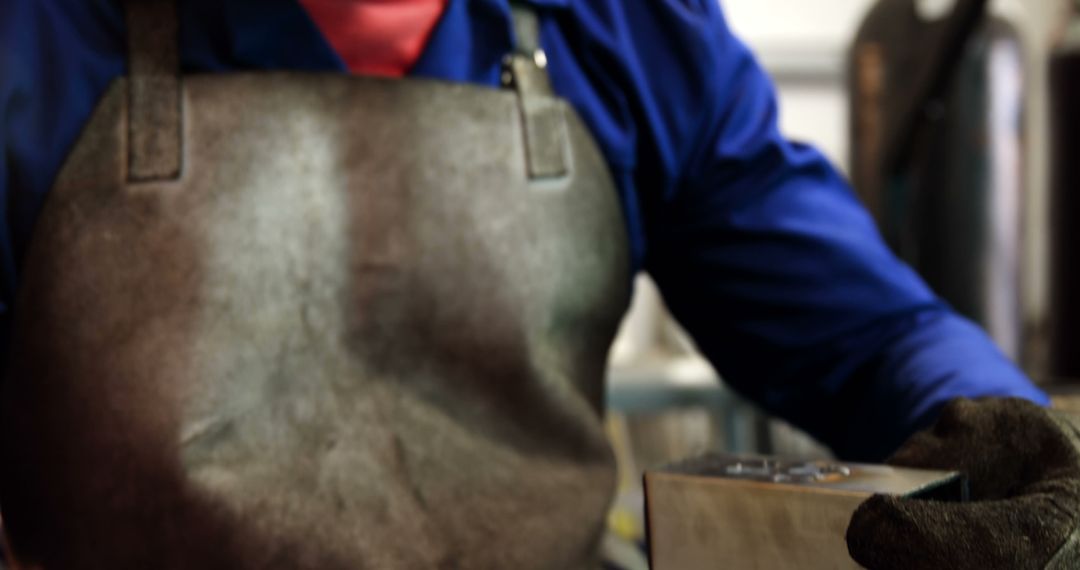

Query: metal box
[645,454,966,570]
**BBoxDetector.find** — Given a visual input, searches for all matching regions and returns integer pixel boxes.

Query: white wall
[722,0,876,51]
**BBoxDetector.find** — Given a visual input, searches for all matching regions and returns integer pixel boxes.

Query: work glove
[845,398,1080,569]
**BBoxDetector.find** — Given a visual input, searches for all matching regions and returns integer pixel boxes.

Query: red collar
[298,0,450,77]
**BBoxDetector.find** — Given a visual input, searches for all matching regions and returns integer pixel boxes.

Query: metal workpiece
[645,453,966,570]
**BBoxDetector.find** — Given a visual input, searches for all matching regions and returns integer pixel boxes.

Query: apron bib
[0,1,631,568]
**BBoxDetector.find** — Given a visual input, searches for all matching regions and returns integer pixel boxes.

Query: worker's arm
[633,0,1047,461]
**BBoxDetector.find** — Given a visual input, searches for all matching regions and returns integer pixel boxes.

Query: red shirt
[298,0,449,77]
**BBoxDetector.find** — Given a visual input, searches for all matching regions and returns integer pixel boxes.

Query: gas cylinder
[850,0,1027,359]
[1048,0,1080,381]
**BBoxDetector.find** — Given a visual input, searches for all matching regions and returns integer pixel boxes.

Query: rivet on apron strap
[125,0,182,182]
[504,2,569,180]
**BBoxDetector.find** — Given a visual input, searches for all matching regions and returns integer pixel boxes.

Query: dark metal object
[850,0,1026,358]
[0,0,632,568]
[880,0,989,177]
[1048,7,1080,381]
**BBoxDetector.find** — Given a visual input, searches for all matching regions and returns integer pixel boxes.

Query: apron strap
[125,0,182,182]
[505,1,568,179]
[510,3,543,58]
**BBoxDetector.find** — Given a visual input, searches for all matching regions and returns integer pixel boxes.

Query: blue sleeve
[0,0,127,339]
[633,1,1047,460]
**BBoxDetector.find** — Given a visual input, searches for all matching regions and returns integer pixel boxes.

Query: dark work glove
[846,398,1080,569]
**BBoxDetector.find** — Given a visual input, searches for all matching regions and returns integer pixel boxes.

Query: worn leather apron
[0,1,631,568]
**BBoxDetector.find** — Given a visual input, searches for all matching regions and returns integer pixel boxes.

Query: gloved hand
[846,398,1080,569]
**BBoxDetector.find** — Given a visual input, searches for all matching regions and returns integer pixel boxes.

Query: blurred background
[603,0,1079,551]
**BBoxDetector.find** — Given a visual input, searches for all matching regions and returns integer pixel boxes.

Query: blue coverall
[0,0,1048,460]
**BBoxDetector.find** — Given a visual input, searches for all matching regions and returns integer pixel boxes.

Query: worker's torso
[0,1,631,568]
[3,0,715,303]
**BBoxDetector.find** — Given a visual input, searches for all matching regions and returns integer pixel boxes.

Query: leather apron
[0,1,631,568]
